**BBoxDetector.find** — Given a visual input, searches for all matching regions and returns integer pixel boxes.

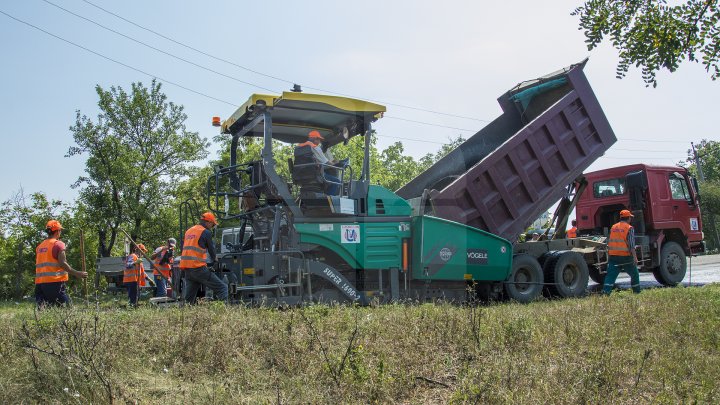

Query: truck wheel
[653,241,686,286]
[546,251,589,297]
[504,255,543,303]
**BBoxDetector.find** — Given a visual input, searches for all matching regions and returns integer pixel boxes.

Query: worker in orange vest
[124,243,148,306]
[35,220,88,307]
[150,238,176,298]
[602,209,641,295]
[567,220,578,238]
[179,212,228,303]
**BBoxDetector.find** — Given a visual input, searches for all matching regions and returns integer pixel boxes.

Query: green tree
[699,181,720,250]
[573,0,720,86]
[682,139,720,250]
[688,139,720,181]
[67,80,209,256]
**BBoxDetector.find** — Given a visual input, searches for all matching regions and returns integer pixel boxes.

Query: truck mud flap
[289,257,365,304]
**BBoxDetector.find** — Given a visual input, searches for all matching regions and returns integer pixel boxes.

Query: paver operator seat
[291,145,327,194]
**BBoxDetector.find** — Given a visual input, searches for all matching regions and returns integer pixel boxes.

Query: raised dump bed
[421,60,617,241]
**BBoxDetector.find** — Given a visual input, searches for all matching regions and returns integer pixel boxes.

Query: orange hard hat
[45,220,63,232]
[136,243,147,253]
[200,211,219,225]
[308,130,324,140]
[619,209,634,218]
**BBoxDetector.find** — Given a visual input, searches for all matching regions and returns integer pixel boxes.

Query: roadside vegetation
[0,285,718,404]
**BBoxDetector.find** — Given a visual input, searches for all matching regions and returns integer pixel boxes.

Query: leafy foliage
[0,191,82,299]
[682,139,720,250]
[67,80,209,256]
[573,0,720,86]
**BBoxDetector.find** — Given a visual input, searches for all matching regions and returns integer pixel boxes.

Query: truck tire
[652,241,686,286]
[504,255,543,303]
[545,251,589,297]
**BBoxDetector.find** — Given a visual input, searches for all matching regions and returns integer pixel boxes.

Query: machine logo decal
[399,223,410,232]
[319,224,333,231]
[439,247,453,262]
[500,246,507,253]
[341,225,360,244]
[467,249,488,264]
[690,217,699,231]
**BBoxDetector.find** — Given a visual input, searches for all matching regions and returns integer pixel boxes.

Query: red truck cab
[575,164,704,285]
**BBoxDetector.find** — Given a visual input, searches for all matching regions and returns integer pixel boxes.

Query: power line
[41,0,279,93]
[79,0,491,123]
[79,0,294,86]
[612,147,684,153]
[2,7,482,137]
[0,9,239,108]
[383,116,476,132]
[43,0,492,128]
[598,156,684,161]
[378,134,447,145]
[2,7,691,154]
[617,138,681,143]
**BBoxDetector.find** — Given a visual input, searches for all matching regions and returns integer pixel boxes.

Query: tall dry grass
[0,285,718,404]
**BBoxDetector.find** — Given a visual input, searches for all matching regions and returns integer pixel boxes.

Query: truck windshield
[593,178,625,198]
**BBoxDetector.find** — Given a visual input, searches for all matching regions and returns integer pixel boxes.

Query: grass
[0,285,718,404]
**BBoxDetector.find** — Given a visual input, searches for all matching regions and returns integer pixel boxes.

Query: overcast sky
[0,0,716,205]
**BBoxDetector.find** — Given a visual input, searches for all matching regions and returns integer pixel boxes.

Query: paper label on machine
[341,225,360,244]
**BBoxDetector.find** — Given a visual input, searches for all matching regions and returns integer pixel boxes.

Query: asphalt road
[588,253,720,292]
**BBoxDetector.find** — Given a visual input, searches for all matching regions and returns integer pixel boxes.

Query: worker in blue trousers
[603,209,641,295]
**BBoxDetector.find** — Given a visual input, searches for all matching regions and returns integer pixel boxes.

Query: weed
[0,286,717,403]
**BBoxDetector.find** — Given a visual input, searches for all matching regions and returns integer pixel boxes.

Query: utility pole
[691,142,705,182]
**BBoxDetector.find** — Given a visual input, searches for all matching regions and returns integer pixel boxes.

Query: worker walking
[179,212,228,304]
[603,210,641,295]
[151,238,176,298]
[35,220,88,307]
[124,244,148,306]
[567,220,578,238]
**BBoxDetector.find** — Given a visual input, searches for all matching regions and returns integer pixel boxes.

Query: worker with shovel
[124,243,149,306]
[603,209,641,295]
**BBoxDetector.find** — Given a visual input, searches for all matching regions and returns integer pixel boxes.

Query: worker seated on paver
[292,130,348,196]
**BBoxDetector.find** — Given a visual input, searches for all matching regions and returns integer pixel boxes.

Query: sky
[0,0,716,206]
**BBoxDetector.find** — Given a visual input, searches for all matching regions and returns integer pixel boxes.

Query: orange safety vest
[123,253,146,285]
[153,246,172,278]
[179,225,208,269]
[567,227,577,238]
[607,221,632,256]
[35,238,68,284]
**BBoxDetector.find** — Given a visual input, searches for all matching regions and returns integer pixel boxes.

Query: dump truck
[193,59,702,305]
[575,164,704,286]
